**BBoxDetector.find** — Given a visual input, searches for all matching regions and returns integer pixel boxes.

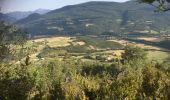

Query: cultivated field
[108,37,169,62]
[33,36,74,47]
[23,36,170,63]
[109,39,161,50]
[137,37,160,42]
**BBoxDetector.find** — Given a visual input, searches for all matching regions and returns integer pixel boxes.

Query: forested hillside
[16,1,170,36]
[0,13,16,23]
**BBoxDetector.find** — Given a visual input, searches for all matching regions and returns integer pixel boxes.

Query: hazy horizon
[0,0,130,13]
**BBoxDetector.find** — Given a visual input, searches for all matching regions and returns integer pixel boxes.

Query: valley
[1,0,170,99]
[23,35,169,64]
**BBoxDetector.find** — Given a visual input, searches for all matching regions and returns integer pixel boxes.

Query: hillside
[17,13,41,24]
[16,1,170,36]
[0,13,16,23]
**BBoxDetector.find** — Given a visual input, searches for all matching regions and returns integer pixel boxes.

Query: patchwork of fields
[23,36,169,63]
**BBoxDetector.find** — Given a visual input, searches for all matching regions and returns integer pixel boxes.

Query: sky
[0,0,129,13]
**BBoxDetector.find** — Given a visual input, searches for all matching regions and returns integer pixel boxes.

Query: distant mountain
[33,9,50,15]
[17,13,41,24]
[0,13,16,23]
[7,9,50,20]
[16,1,170,36]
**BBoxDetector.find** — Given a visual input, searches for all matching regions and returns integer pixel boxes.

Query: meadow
[22,36,169,63]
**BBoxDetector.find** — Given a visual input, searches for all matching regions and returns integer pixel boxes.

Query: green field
[147,50,169,62]
[26,36,170,63]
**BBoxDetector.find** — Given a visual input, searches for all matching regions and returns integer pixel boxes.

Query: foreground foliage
[1,45,170,100]
[0,58,170,100]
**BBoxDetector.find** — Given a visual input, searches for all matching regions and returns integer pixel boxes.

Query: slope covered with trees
[16,1,170,36]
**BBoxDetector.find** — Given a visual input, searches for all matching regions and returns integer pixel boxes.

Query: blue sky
[0,0,129,13]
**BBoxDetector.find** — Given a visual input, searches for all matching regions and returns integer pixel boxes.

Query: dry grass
[33,37,73,47]
[76,41,85,46]
[109,39,170,61]
[102,50,124,56]
[109,40,129,46]
[93,50,124,57]
[109,39,161,50]
[20,36,75,62]
[137,37,159,42]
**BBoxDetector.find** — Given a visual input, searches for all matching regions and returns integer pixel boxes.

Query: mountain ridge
[16,1,170,36]
[0,13,16,23]
[6,9,50,20]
